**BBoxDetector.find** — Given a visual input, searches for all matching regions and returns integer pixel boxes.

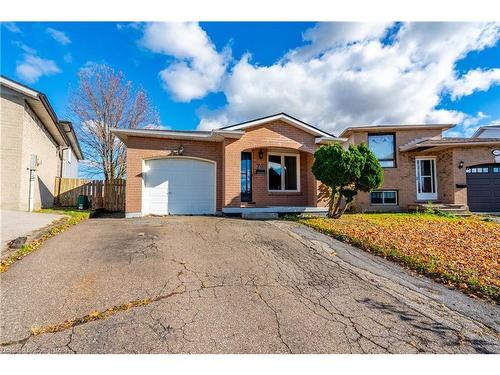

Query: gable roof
[339,123,455,138]
[220,112,336,139]
[0,75,84,160]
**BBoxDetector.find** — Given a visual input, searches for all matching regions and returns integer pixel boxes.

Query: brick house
[112,113,500,217]
[0,76,84,211]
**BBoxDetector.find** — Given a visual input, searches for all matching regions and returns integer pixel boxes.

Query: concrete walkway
[1,210,64,250]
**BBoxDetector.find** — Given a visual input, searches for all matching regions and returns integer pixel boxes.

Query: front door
[241,152,252,202]
[416,158,437,201]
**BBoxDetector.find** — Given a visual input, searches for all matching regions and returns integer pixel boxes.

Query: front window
[368,133,395,168]
[268,153,300,191]
[371,190,398,205]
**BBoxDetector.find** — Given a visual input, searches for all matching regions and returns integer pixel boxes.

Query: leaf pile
[294,213,500,302]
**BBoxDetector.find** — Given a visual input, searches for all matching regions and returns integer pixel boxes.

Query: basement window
[371,190,398,205]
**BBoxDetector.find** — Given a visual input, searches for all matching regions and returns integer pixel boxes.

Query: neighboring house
[0,76,84,211]
[472,125,500,138]
[113,112,500,217]
[340,124,500,213]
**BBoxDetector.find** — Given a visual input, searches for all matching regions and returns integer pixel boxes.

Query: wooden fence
[54,177,126,211]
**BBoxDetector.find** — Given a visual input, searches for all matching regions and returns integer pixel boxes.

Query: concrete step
[242,212,279,220]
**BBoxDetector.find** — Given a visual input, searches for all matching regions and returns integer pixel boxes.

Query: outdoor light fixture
[458,160,464,169]
[258,149,264,159]
[178,145,184,155]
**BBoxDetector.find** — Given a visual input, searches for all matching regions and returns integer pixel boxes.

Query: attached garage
[466,164,500,212]
[143,157,216,215]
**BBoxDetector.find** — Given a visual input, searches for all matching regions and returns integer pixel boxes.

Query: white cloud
[46,27,71,45]
[141,22,229,102]
[196,22,500,136]
[286,22,392,61]
[143,123,171,130]
[3,22,21,33]
[116,22,141,31]
[16,54,61,83]
[448,68,500,99]
[12,41,36,54]
[445,112,490,137]
[64,53,73,63]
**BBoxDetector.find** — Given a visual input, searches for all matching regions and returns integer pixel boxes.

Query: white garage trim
[142,156,217,216]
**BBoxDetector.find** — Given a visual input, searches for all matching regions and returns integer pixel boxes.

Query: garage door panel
[144,158,215,215]
[467,164,500,212]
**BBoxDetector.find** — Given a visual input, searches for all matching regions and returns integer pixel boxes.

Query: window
[466,167,489,174]
[368,133,396,168]
[493,167,500,173]
[370,190,398,205]
[268,153,300,192]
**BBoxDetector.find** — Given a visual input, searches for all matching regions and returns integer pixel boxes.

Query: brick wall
[222,120,321,208]
[1,89,60,210]
[1,90,24,210]
[123,120,330,213]
[451,146,500,205]
[350,128,500,211]
[349,128,443,211]
[125,136,223,213]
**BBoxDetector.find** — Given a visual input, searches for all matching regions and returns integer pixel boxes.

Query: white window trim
[370,190,398,206]
[267,152,301,193]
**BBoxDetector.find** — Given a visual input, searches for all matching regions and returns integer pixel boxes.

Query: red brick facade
[124,120,327,214]
[125,136,224,213]
[122,118,499,215]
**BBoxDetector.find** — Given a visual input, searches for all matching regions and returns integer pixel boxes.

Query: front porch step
[242,212,279,220]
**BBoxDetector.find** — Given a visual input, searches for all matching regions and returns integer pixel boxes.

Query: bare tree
[69,64,158,180]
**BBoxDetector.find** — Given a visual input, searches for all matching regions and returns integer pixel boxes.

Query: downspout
[56,146,68,205]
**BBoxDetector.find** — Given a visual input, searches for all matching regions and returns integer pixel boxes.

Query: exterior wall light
[458,160,464,169]
[258,149,264,159]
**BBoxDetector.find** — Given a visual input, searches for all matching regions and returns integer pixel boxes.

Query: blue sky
[2,22,500,137]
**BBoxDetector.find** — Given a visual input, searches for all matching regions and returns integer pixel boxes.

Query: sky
[1,21,500,137]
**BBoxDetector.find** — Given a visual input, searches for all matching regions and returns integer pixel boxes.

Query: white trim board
[222,206,328,214]
[222,113,334,138]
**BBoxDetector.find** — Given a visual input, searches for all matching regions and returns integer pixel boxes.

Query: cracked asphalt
[1,216,499,354]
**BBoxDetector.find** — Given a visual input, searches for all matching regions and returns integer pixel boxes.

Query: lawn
[0,208,91,273]
[291,213,500,302]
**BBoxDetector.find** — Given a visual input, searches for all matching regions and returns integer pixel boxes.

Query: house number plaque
[255,163,266,175]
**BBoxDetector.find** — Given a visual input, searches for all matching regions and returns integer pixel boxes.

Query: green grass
[0,207,91,273]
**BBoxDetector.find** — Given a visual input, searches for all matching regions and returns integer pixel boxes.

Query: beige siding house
[0,76,84,211]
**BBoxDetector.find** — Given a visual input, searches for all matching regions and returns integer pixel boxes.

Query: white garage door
[144,158,215,215]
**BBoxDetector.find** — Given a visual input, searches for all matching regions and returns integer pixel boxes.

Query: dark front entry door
[466,164,500,212]
[241,152,252,202]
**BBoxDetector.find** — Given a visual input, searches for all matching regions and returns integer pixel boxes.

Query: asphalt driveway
[1,216,499,354]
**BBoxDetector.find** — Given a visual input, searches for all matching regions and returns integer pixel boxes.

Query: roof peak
[220,113,335,138]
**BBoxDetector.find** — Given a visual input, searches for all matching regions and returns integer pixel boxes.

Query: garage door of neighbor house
[466,164,500,212]
[144,158,216,215]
